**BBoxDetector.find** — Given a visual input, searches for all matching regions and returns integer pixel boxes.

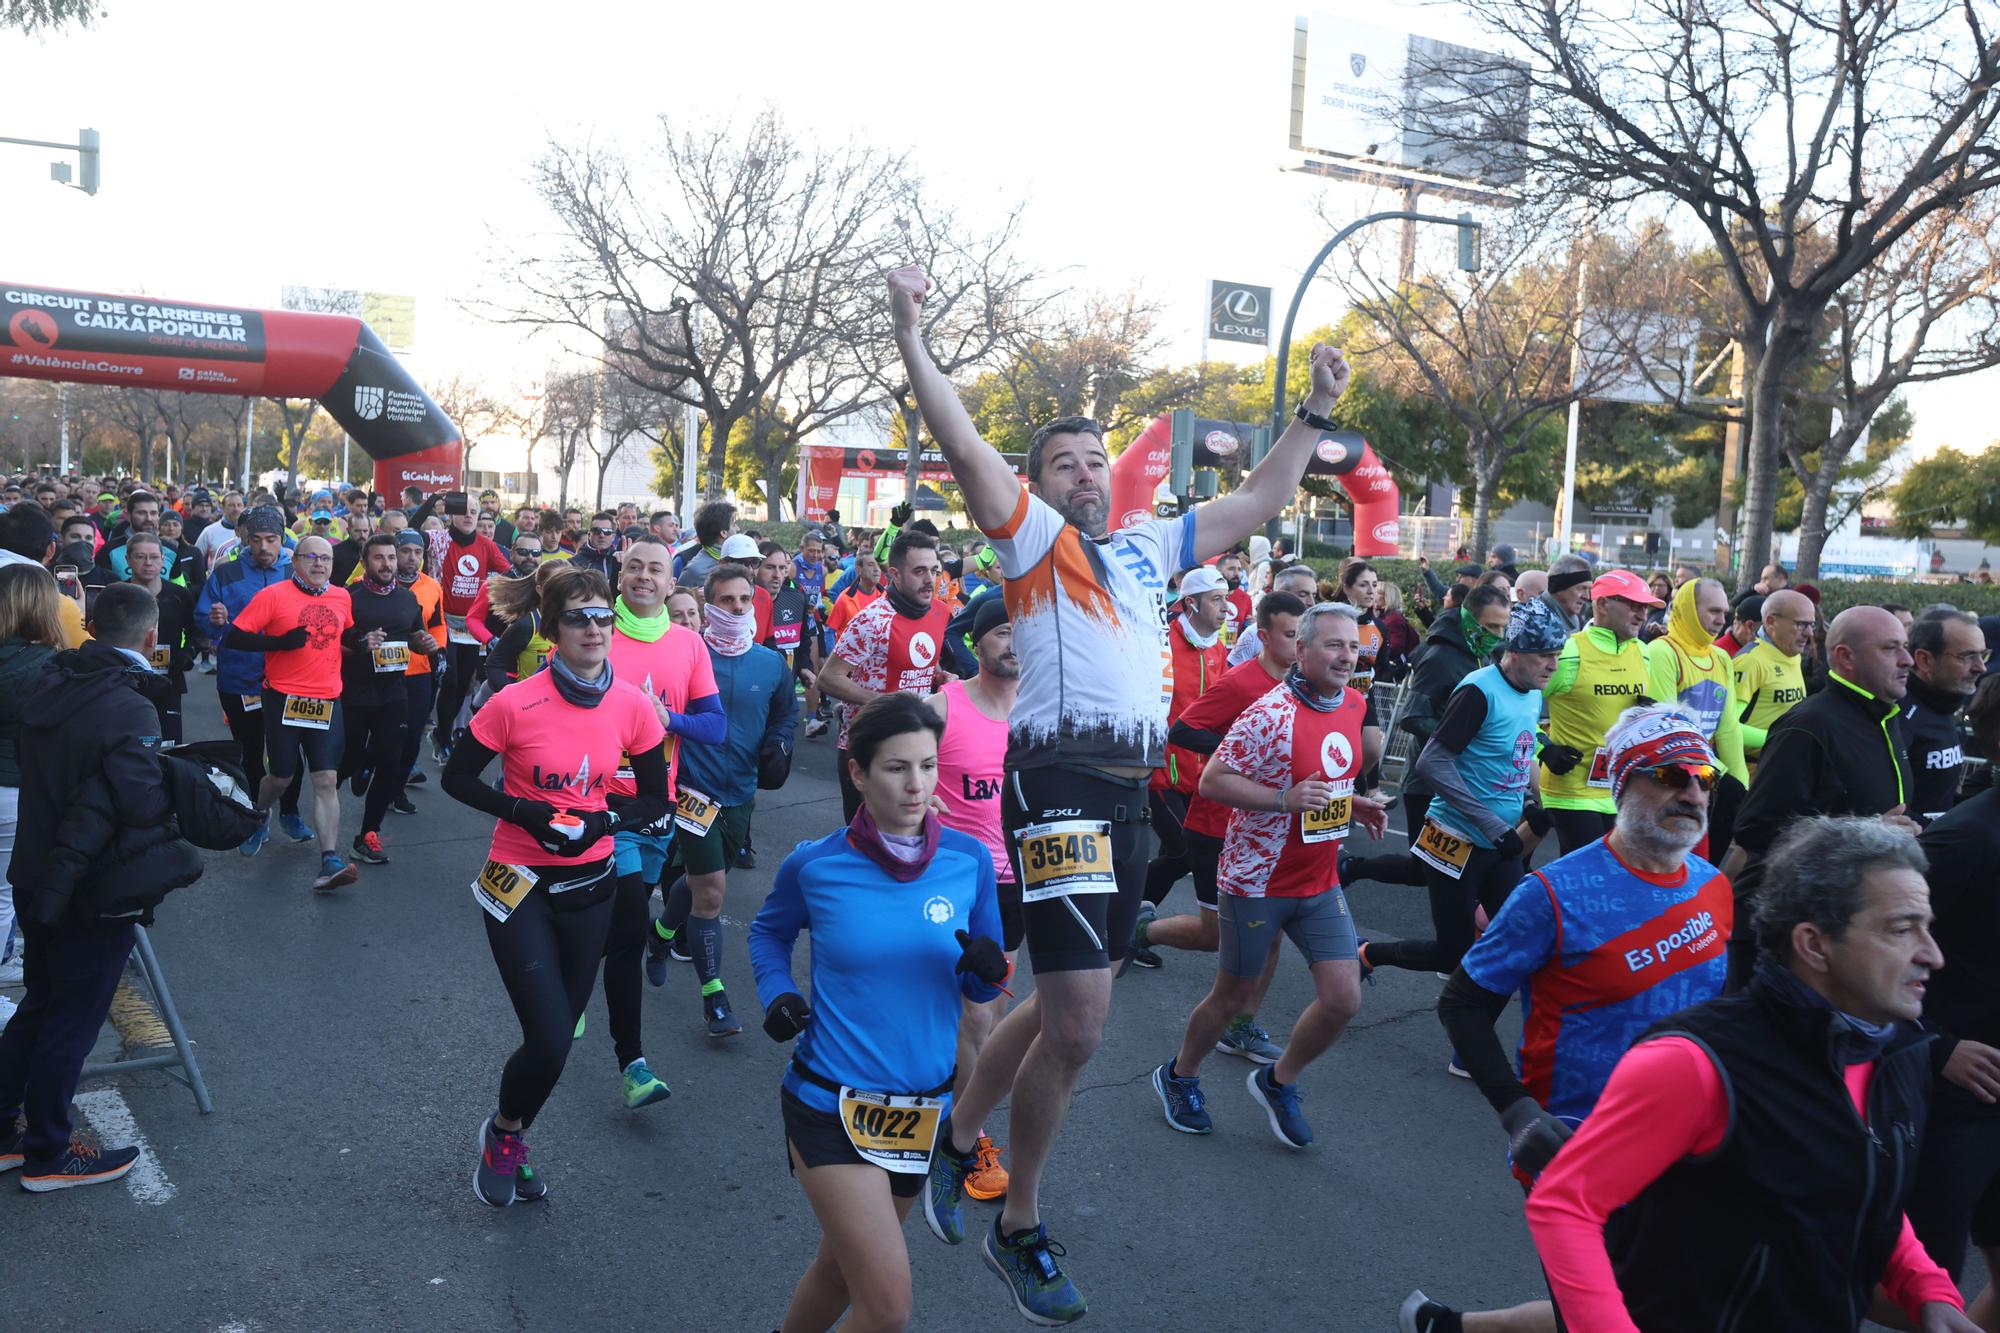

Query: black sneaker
[0,1114,24,1173]
[352,832,389,865]
[735,845,756,870]
[668,937,693,964]
[473,1116,526,1207]
[704,992,743,1039]
[404,768,427,786]
[391,797,418,816]
[20,1132,140,1193]
[644,924,674,988]
[1399,1290,1459,1333]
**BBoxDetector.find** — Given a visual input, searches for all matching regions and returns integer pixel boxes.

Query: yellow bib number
[281,694,333,730]
[673,786,721,837]
[240,693,262,713]
[149,645,172,669]
[372,640,410,673]
[1411,817,1474,880]
[1301,787,1353,844]
[471,859,537,923]
[1016,819,1116,904]
[838,1087,943,1173]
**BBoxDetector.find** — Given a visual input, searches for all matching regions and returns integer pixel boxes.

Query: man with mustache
[1402,704,1730,1333]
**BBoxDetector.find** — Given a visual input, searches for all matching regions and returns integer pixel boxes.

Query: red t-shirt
[1224,587,1253,641]
[1155,618,1230,793]
[605,623,718,798]
[1175,656,1288,837]
[833,595,952,748]
[470,670,667,866]
[431,532,510,619]
[753,585,773,643]
[234,579,353,700]
[1212,683,1366,897]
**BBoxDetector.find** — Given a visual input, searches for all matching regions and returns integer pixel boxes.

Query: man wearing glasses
[1403,705,1729,1333]
[569,511,623,581]
[1903,610,1988,825]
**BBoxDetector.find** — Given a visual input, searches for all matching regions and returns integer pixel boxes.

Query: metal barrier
[1369,678,1418,792]
[79,925,214,1115]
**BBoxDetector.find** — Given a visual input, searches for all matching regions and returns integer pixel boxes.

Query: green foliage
[1890,444,2000,543]
[1572,401,1726,530]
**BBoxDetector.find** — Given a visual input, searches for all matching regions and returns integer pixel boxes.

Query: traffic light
[1457,212,1480,272]
[77,128,99,195]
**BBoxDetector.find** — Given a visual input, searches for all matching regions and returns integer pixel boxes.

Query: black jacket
[1731,674,1912,920]
[1900,676,1967,825]
[12,640,178,926]
[569,546,621,582]
[341,582,427,708]
[1398,610,1487,796]
[1604,973,1932,1332]
[1919,786,2000,1116]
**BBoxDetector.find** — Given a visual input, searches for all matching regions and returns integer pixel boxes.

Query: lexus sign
[1207,280,1272,346]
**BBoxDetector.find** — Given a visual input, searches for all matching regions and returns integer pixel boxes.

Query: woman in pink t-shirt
[440,566,671,1208]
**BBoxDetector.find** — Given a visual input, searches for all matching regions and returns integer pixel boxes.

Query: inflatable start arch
[0,281,461,497]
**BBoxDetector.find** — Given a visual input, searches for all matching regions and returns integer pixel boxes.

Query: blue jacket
[195,551,294,694]
[677,642,797,807]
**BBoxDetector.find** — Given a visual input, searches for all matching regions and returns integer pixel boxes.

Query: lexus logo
[1223,288,1261,322]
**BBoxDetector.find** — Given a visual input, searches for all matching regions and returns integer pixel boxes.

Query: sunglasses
[559,606,616,628]
[590,527,617,537]
[1639,763,1717,793]
[513,547,541,560]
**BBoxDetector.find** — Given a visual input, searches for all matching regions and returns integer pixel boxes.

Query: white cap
[1177,566,1227,600]
[720,534,761,559]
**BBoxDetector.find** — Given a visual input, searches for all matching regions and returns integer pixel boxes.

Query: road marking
[73,1088,177,1205]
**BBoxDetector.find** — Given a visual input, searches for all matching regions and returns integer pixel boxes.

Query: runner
[423,492,511,764]
[749,692,1005,1333]
[1536,570,1658,855]
[1357,600,1567,1040]
[119,531,195,747]
[1903,610,1985,824]
[1520,817,1974,1332]
[481,562,567,695]
[1132,565,1232,968]
[597,538,723,1105]
[1226,563,1319,667]
[1150,603,1386,1147]
[194,511,303,831]
[638,562,794,1042]
[926,595,1019,1204]
[439,565,671,1207]
[1401,705,1727,1333]
[391,531,448,810]
[820,529,952,823]
[757,540,809,670]
[1134,590,1310,1064]
[1642,577,1749,849]
[1730,587,1814,762]
[891,262,1351,1324]
[222,534,359,892]
[335,534,436,866]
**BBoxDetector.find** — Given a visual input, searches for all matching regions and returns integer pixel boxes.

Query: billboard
[1207,281,1272,346]
[1295,14,1526,187]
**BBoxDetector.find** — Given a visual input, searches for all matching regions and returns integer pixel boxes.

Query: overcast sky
[1,0,1989,461]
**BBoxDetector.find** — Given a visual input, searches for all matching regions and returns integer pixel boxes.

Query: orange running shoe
[964,1134,1008,1201]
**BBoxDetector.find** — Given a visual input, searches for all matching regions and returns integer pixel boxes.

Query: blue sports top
[1430,662,1544,848]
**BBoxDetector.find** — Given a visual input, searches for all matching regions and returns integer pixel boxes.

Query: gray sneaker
[1214,1017,1283,1065]
[1128,902,1163,970]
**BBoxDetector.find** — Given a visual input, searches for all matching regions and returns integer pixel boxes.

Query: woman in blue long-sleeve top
[749,692,1008,1333]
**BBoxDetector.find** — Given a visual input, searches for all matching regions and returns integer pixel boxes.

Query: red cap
[1592,569,1664,607]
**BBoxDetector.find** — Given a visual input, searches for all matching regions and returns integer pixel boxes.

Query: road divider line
[73,1088,177,1205]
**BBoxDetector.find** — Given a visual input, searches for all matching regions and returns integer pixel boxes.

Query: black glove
[762,991,810,1042]
[506,798,561,848]
[1500,1097,1574,1180]
[1538,738,1585,775]
[1494,828,1526,861]
[574,808,620,846]
[953,929,1008,985]
[274,625,309,650]
[1523,804,1554,837]
[890,502,913,527]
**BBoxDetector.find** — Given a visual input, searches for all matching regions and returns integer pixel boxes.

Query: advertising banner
[1207,281,1272,346]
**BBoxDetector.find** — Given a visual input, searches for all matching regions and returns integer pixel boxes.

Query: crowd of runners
[0,263,1997,1331]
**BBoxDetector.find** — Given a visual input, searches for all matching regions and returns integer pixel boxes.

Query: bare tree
[990,289,1169,439]
[536,369,599,511]
[598,369,682,506]
[488,108,909,498]
[427,373,509,476]
[1417,0,2000,584]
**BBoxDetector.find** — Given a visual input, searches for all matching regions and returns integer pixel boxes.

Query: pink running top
[933,679,1011,884]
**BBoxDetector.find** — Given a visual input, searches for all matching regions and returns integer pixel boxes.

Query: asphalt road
[0,685,1932,1332]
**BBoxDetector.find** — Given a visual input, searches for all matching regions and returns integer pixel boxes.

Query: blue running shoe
[239,811,270,858]
[982,1219,1087,1326]
[1248,1065,1313,1148]
[644,922,674,988]
[1151,1058,1212,1134]
[923,1131,975,1245]
[313,853,357,893]
[621,1058,671,1109]
[473,1116,525,1207]
[279,812,313,843]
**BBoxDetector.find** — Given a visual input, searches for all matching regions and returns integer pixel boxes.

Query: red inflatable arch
[0,281,461,497]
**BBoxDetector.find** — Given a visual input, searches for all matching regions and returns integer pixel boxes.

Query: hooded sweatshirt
[1643,581,1748,784]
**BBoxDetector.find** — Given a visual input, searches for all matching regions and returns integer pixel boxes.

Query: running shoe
[804,716,828,740]
[238,811,270,858]
[195,656,216,675]
[983,1219,1087,1326]
[1356,938,1375,984]
[350,767,372,798]
[431,732,451,766]
[1151,1058,1213,1135]
[404,767,427,786]
[391,797,418,816]
[621,1057,671,1110]
[1248,1065,1313,1148]
[0,1114,24,1172]
[1215,1017,1283,1065]
[704,992,742,1039]
[351,832,389,865]
[964,1135,1009,1202]
[1128,902,1162,970]
[313,853,358,893]
[735,843,755,870]
[473,1117,526,1207]
[0,957,23,986]
[644,926,674,988]
[1446,1054,1471,1080]
[923,1133,974,1244]
[1399,1290,1459,1333]
[513,1164,548,1202]
[19,1131,140,1193]
[279,811,313,843]
[668,937,692,964]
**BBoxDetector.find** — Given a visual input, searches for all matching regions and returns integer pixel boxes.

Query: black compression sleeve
[619,745,673,831]
[1430,684,1490,753]
[1437,967,1532,1115]
[1168,720,1226,754]
[486,618,536,693]
[223,625,296,653]
[441,735,521,822]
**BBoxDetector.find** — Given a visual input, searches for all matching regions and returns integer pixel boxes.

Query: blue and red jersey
[1461,837,1732,1126]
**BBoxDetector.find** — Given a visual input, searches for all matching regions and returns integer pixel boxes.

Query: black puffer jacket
[12,639,180,927]
[0,637,56,788]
